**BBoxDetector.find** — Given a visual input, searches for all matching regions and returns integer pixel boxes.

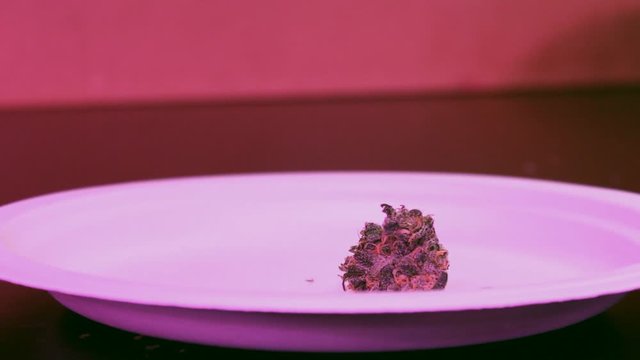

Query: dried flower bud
[340,204,449,292]
[361,222,383,242]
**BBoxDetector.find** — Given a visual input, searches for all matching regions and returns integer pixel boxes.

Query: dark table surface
[1,88,639,359]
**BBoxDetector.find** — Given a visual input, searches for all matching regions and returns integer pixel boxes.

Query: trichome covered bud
[339,204,449,291]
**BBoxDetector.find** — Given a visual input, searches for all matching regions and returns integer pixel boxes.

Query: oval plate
[1,172,639,351]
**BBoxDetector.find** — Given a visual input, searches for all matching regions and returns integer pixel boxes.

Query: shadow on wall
[521,10,640,86]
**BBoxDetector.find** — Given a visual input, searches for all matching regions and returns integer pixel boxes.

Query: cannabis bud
[339,204,449,291]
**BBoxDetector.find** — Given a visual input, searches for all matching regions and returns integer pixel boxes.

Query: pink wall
[1,1,640,108]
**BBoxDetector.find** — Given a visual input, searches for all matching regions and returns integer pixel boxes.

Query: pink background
[2,0,640,108]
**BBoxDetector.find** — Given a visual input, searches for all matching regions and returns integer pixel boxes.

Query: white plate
[1,172,639,351]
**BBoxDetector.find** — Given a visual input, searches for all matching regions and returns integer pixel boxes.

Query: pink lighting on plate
[0,173,639,350]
